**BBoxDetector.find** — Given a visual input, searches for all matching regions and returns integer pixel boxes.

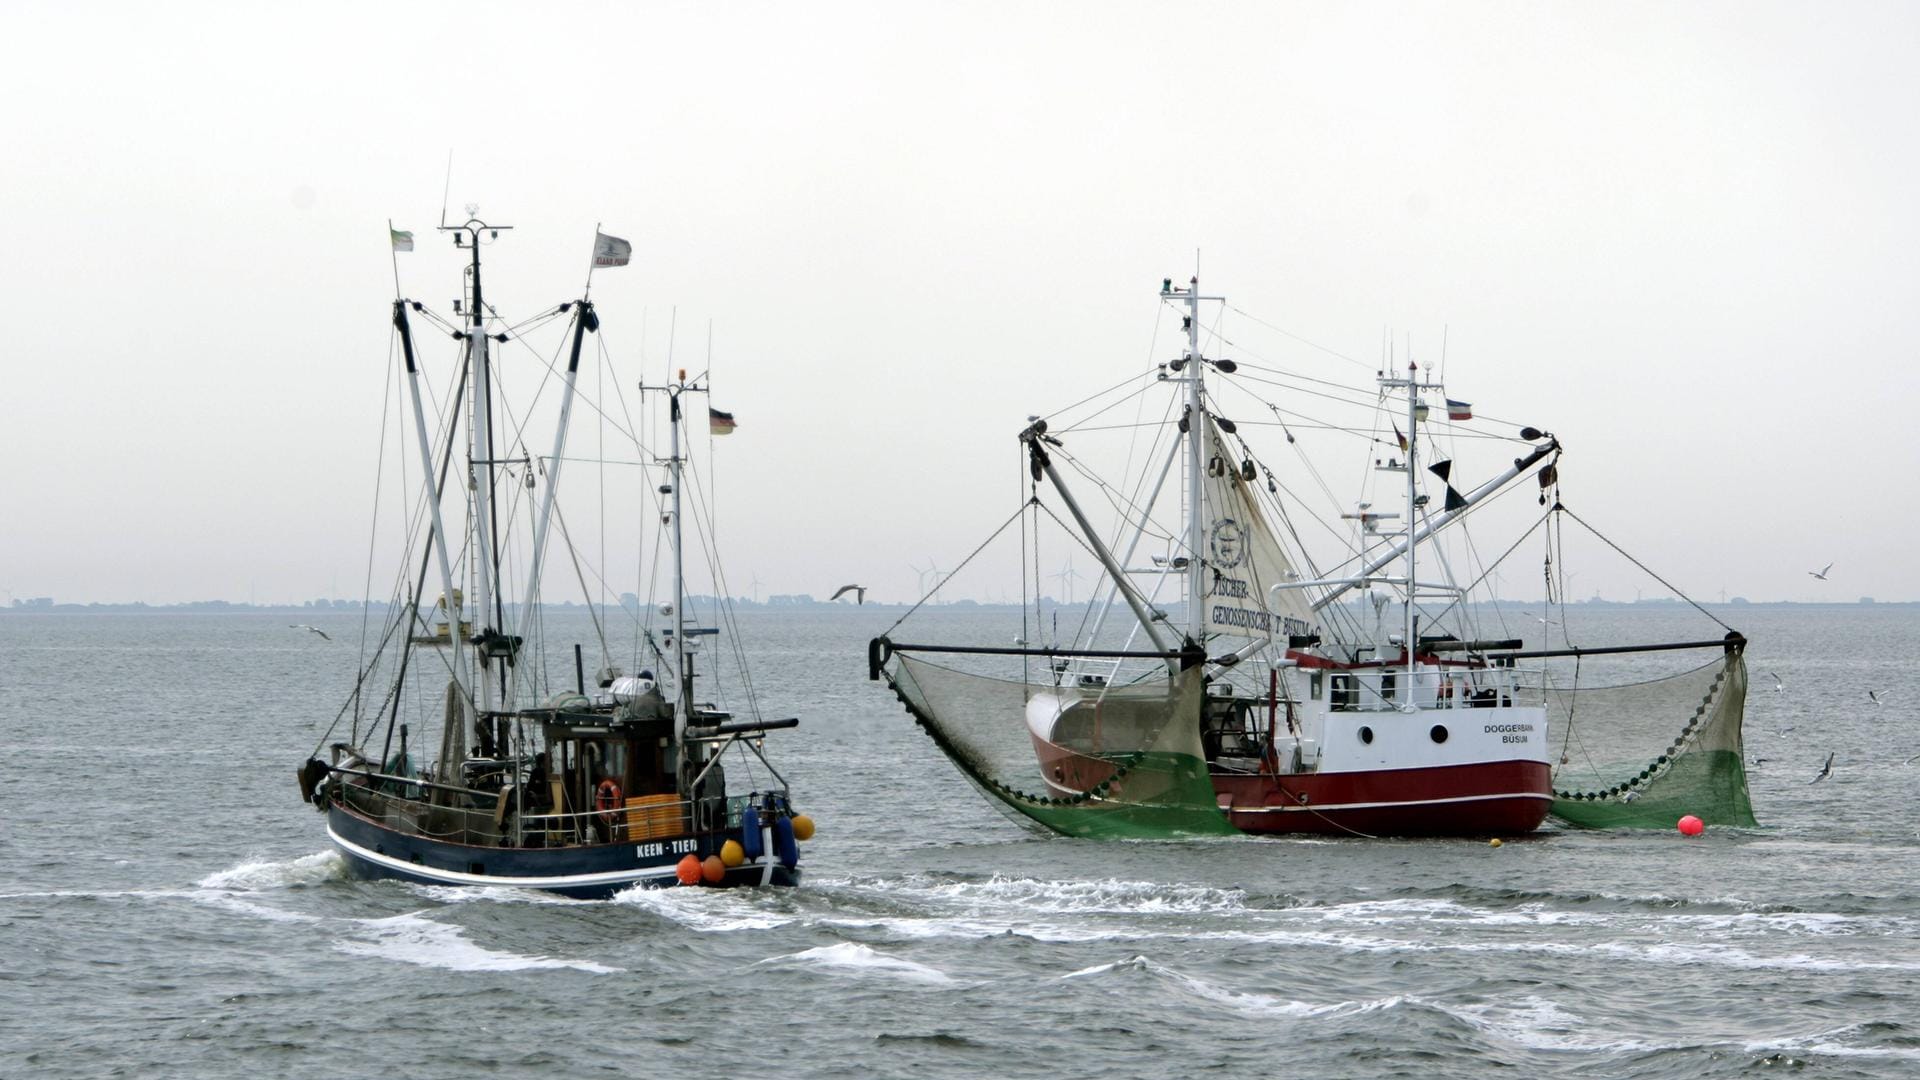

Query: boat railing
[338,779,727,846]
[1323,665,1525,713]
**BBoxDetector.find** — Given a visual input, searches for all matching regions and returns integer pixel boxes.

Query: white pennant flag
[592,232,631,268]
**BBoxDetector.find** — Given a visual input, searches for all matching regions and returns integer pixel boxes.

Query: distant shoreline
[4,598,1912,614]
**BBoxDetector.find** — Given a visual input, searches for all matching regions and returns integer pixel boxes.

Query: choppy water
[4,605,1919,1078]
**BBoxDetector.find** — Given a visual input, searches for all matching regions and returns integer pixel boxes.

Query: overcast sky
[4,1,1916,607]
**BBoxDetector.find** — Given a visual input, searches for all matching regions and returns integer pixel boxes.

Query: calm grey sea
[3,605,1917,1079]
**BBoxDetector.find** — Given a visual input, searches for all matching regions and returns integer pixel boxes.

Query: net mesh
[886,654,1235,838]
[1519,649,1755,828]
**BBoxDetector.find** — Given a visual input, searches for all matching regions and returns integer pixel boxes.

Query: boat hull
[1212,759,1553,836]
[1029,732,1550,837]
[326,802,798,899]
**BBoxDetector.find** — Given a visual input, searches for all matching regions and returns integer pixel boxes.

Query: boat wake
[610,885,798,932]
[188,852,619,972]
[1061,954,1401,1019]
[756,942,958,986]
[197,850,344,891]
[853,874,1252,916]
[331,912,619,973]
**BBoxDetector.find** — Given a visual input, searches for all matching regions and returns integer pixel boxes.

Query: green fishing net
[884,653,1235,838]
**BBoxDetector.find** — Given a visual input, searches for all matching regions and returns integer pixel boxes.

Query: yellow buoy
[1489,837,1504,848]
[791,814,816,842]
[720,839,745,867]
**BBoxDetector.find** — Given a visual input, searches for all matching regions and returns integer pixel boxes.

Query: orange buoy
[720,839,746,867]
[791,814,815,842]
[702,855,726,884]
[1677,814,1705,837]
[675,854,702,884]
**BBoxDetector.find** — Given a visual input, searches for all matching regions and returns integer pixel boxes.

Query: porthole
[1430,724,1449,744]
[1358,726,1374,745]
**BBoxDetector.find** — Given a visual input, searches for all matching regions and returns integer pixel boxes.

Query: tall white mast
[463,222,498,715]
[1184,277,1206,646]
[1403,360,1419,689]
[669,380,690,744]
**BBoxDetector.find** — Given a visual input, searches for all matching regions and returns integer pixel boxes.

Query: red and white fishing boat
[875,273,1571,839]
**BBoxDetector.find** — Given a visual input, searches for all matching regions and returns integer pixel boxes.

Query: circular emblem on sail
[1209,518,1247,569]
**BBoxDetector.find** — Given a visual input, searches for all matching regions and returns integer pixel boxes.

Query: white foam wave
[189,889,323,924]
[859,875,1248,915]
[1061,954,1398,1018]
[758,942,956,985]
[610,886,795,932]
[1449,996,1656,1053]
[410,883,591,906]
[334,912,618,973]
[198,851,344,891]
[1744,1031,1920,1061]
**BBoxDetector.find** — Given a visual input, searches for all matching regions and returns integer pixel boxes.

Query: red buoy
[701,855,726,884]
[1677,814,1705,836]
[675,854,703,884]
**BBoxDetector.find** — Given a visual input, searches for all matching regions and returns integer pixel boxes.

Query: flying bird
[1808,563,1833,581]
[1904,753,1919,766]
[289,624,332,641]
[1775,725,1796,737]
[829,585,867,605]
[1868,690,1883,706]
[1768,671,1785,693]
[1808,751,1835,784]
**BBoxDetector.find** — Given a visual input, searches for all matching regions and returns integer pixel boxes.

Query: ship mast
[1403,361,1419,689]
[1377,359,1426,692]
[668,380,690,742]
[1182,277,1206,647]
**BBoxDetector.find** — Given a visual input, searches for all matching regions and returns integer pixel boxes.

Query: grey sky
[4,1,1916,606]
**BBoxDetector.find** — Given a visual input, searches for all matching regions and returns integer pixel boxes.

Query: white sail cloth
[1196,415,1316,644]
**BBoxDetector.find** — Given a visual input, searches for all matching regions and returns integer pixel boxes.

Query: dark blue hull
[327,802,799,899]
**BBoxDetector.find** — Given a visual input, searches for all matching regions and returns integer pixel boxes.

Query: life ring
[595,778,623,822]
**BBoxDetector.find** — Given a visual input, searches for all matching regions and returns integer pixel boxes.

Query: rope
[1556,504,1731,632]
[882,497,1038,638]
[1421,508,1553,629]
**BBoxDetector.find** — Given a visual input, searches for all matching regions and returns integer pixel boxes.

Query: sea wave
[332,911,619,973]
[756,942,957,985]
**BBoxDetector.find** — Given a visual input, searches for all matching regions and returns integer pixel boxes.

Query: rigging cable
[1557,505,1731,633]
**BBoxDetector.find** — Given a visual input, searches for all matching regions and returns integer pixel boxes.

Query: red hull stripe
[1227,791,1550,813]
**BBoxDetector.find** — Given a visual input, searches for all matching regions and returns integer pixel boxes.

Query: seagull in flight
[1768,671,1785,693]
[1904,753,1919,766]
[1868,690,1883,706]
[1808,751,1835,784]
[1775,725,1796,737]
[1808,563,1833,581]
[290,624,332,641]
[829,585,867,605]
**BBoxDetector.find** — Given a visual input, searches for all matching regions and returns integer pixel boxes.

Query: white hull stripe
[327,824,682,889]
[1228,791,1553,814]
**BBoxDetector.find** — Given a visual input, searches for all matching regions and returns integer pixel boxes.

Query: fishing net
[1521,648,1755,828]
[882,651,1235,838]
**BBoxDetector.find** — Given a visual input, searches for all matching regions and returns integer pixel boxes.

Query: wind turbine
[1050,560,1086,606]
[910,558,947,604]
[748,572,764,605]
